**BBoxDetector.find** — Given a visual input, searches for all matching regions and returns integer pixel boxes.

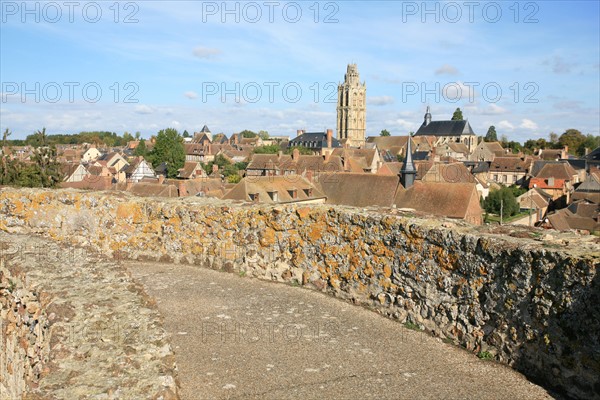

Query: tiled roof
[223,176,325,203]
[314,173,399,207]
[393,181,481,220]
[535,162,577,180]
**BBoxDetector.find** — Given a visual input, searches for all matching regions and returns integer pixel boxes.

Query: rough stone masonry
[0,187,598,399]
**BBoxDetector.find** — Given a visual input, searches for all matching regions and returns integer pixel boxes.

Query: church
[414,106,478,153]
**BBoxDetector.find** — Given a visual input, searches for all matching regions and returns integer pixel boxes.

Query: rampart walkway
[128,261,554,400]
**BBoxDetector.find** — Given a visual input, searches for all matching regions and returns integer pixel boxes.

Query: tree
[150,128,185,178]
[135,131,141,140]
[558,129,585,154]
[2,128,11,148]
[253,145,280,154]
[483,187,520,217]
[578,134,600,156]
[380,129,390,137]
[500,134,509,148]
[239,130,257,138]
[258,130,269,140]
[484,126,497,142]
[122,132,134,143]
[182,130,191,138]
[134,139,148,157]
[549,132,558,145]
[451,108,463,121]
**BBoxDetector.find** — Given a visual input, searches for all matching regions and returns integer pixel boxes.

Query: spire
[424,106,432,126]
[400,134,417,189]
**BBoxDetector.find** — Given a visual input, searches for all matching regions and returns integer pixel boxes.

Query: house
[246,150,344,179]
[81,146,102,162]
[489,156,533,186]
[515,188,551,225]
[95,152,129,183]
[537,147,569,161]
[414,107,478,154]
[314,173,400,208]
[61,163,89,183]
[331,147,382,173]
[434,142,470,161]
[288,129,341,155]
[124,157,156,182]
[393,181,483,225]
[185,143,206,162]
[572,171,600,203]
[178,161,207,179]
[222,176,326,204]
[470,141,505,162]
[545,200,600,233]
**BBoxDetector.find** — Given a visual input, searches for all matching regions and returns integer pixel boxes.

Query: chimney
[305,170,314,182]
[178,180,187,197]
[326,129,333,148]
[324,151,331,163]
[296,129,303,137]
[292,148,300,161]
[158,175,165,184]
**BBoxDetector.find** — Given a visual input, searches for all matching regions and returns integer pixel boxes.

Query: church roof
[415,120,475,137]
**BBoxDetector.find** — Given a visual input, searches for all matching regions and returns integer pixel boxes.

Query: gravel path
[127,262,555,400]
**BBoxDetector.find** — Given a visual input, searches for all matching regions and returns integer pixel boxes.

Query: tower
[336,64,366,148]
[400,134,417,189]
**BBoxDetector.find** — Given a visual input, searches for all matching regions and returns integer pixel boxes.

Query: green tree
[258,130,269,140]
[253,145,281,154]
[134,139,148,157]
[558,129,585,154]
[451,108,463,121]
[182,130,191,138]
[285,146,313,155]
[240,130,257,138]
[2,128,11,148]
[483,187,520,217]
[380,129,390,137]
[484,126,497,142]
[507,141,522,154]
[549,132,558,145]
[577,134,600,157]
[150,128,185,178]
[135,131,141,140]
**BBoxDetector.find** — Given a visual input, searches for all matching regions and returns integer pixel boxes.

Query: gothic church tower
[336,64,366,148]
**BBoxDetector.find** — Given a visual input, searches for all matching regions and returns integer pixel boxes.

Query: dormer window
[249,193,259,202]
[268,190,278,202]
[288,189,297,199]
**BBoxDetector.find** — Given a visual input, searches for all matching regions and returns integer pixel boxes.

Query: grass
[485,211,530,224]
[477,351,494,360]
[238,270,247,278]
[403,321,421,331]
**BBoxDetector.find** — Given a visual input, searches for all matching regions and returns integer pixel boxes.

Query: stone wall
[0,256,50,398]
[0,187,598,399]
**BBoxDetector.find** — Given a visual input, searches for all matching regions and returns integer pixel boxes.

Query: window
[288,189,297,199]
[268,191,278,202]
[249,193,259,203]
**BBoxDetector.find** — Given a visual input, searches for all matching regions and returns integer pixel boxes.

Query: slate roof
[289,131,341,149]
[585,147,600,162]
[415,120,475,137]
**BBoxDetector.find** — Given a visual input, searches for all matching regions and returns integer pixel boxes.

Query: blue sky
[1,1,599,141]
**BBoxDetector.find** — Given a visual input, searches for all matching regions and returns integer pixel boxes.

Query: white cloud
[497,120,515,131]
[441,81,477,103]
[193,46,221,59]
[367,96,394,106]
[435,64,460,76]
[543,55,574,74]
[134,105,154,114]
[520,119,538,130]
[184,91,198,99]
